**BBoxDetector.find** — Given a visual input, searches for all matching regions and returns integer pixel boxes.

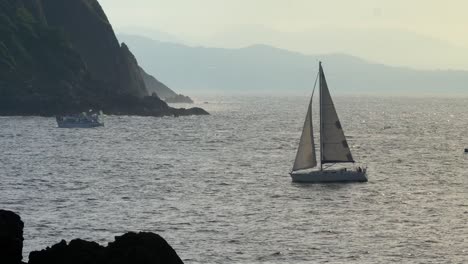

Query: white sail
[319,64,354,163]
[293,98,317,171]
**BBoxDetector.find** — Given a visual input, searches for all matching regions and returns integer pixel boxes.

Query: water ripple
[0,96,467,263]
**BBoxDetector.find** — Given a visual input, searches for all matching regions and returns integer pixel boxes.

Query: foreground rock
[0,210,24,264]
[29,232,184,264]
[105,232,183,264]
[0,210,184,264]
[28,240,104,264]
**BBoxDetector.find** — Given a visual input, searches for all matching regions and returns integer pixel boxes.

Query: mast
[319,61,323,171]
[309,96,314,165]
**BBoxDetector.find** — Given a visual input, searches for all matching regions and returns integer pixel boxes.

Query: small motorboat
[56,111,104,128]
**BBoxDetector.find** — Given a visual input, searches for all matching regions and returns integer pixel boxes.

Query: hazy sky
[99,0,468,70]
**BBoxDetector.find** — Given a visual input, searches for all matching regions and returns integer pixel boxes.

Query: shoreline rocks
[0,94,209,117]
[0,210,184,264]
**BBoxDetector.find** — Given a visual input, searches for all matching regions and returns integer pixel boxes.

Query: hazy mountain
[116,26,188,44]
[120,34,468,95]
[199,26,468,71]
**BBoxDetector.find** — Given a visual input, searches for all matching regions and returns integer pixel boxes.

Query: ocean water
[0,96,467,264]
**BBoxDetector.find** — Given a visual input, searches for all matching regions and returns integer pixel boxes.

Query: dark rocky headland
[0,0,207,116]
[0,209,184,264]
[164,94,194,104]
[140,67,194,104]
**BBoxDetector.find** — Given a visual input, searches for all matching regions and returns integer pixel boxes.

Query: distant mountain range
[119,34,468,95]
[190,25,468,71]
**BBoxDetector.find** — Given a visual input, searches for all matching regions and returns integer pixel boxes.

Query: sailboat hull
[290,169,367,183]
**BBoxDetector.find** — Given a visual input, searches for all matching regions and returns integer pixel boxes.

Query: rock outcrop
[0,210,184,264]
[164,94,194,104]
[0,0,207,116]
[104,232,183,264]
[28,239,105,264]
[28,233,184,264]
[103,93,207,116]
[0,210,24,264]
[140,67,194,103]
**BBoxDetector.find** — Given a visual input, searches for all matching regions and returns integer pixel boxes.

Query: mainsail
[319,64,354,164]
[292,98,317,171]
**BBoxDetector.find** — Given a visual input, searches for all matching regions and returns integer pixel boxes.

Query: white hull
[290,169,367,183]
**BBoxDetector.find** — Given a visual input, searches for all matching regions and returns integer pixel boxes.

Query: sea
[0,96,467,264]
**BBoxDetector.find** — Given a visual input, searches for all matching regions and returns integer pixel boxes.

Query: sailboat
[290,62,367,183]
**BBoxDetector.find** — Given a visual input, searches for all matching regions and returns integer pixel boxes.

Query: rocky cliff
[0,0,207,116]
[0,0,89,115]
[40,0,148,98]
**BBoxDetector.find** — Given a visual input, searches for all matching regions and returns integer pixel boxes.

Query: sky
[99,0,468,70]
